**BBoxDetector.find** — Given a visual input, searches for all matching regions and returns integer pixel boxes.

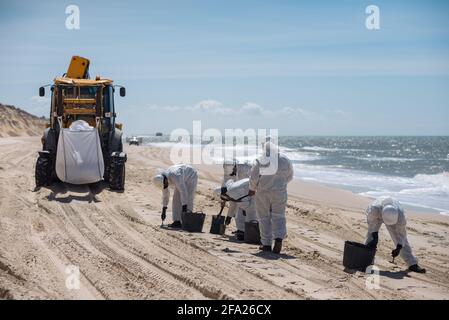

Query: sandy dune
[0,104,46,138]
[0,136,448,299]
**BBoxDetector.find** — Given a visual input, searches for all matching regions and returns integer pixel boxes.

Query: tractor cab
[42,77,124,134]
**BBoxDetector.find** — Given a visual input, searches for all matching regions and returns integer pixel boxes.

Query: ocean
[141,135,449,215]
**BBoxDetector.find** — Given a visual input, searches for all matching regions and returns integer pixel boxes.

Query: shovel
[210,203,226,235]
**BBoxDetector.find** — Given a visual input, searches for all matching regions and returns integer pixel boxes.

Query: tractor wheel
[35,153,52,187]
[103,156,110,182]
[109,153,126,191]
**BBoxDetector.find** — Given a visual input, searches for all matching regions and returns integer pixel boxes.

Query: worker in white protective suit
[365,197,426,273]
[214,176,257,240]
[221,161,256,240]
[249,142,293,254]
[153,164,198,229]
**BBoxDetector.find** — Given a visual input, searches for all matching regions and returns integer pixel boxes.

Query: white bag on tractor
[55,120,104,184]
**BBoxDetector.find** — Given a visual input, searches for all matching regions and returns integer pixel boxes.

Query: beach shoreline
[144,140,447,217]
[291,179,444,217]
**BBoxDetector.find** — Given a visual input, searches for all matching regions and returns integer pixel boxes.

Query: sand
[0,136,448,300]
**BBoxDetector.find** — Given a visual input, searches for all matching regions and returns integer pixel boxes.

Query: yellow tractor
[35,56,127,190]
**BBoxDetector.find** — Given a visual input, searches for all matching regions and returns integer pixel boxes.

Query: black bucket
[181,211,206,233]
[343,241,376,271]
[210,215,226,235]
[244,220,261,244]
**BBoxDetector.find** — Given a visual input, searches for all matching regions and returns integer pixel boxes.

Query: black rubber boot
[408,264,426,274]
[259,245,272,252]
[235,230,244,241]
[168,221,182,229]
[273,238,283,254]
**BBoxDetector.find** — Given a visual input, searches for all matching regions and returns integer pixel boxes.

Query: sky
[0,0,448,136]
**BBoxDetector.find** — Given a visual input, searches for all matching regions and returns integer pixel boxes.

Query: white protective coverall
[216,178,257,230]
[365,197,418,267]
[249,143,294,246]
[222,162,256,231]
[161,164,198,222]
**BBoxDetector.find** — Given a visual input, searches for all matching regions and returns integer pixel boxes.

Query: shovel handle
[217,203,225,217]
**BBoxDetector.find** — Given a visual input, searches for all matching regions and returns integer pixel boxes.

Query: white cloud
[276,106,314,117]
[147,104,180,112]
[240,102,263,115]
[325,108,352,120]
[192,100,223,111]
[139,100,347,121]
[188,100,236,115]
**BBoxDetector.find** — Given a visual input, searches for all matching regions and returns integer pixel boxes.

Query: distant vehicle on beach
[128,136,142,146]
